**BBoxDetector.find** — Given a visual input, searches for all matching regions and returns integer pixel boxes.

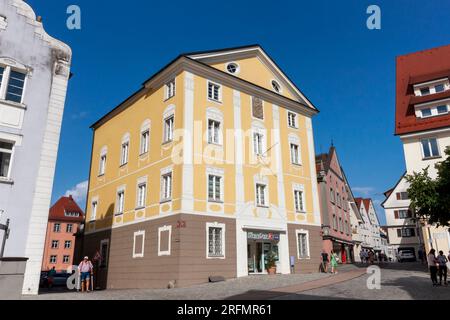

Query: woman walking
[427,249,439,286]
[330,250,338,274]
[437,250,448,286]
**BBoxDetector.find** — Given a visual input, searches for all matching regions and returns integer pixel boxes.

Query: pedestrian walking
[437,250,448,286]
[359,250,364,264]
[321,250,329,273]
[47,266,56,289]
[79,256,94,292]
[330,250,338,274]
[427,249,439,286]
[368,250,374,265]
[418,248,424,264]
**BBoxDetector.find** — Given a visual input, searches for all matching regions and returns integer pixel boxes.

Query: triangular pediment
[186,45,316,110]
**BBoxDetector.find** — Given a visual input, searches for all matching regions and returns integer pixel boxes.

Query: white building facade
[0,0,71,296]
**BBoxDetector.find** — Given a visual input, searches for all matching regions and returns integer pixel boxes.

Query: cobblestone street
[15,263,450,300]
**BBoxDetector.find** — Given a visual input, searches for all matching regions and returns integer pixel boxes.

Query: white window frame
[287,111,298,128]
[116,187,126,215]
[293,184,306,213]
[421,137,440,159]
[415,99,450,119]
[136,182,147,209]
[207,80,222,103]
[271,79,283,93]
[207,119,221,145]
[98,146,107,176]
[64,240,72,249]
[158,225,172,256]
[140,122,150,155]
[413,78,449,97]
[225,62,240,75]
[63,255,70,264]
[290,143,301,165]
[207,167,224,203]
[51,240,59,249]
[255,183,268,207]
[0,139,15,180]
[53,223,61,233]
[206,222,226,259]
[296,229,310,259]
[50,255,57,264]
[66,224,73,233]
[132,230,145,258]
[163,115,174,143]
[160,168,172,202]
[165,78,176,100]
[0,63,28,105]
[90,198,98,222]
[120,134,130,166]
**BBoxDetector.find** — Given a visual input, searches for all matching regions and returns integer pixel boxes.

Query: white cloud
[65,180,88,205]
[352,187,375,196]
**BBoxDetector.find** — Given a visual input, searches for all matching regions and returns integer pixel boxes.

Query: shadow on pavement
[224,289,355,300]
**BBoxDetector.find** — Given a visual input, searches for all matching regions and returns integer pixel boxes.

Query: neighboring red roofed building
[41,196,85,272]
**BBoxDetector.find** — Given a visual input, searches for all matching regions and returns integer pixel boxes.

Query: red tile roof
[396,44,450,135]
[48,196,85,222]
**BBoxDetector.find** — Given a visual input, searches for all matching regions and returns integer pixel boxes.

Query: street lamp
[0,210,10,259]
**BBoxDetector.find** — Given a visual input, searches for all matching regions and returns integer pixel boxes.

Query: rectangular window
[421,108,432,117]
[208,226,224,258]
[420,87,430,96]
[333,214,337,230]
[0,141,13,179]
[208,119,220,144]
[117,190,125,214]
[51,240,59,249]
[294,190,304,212]
[66,224,73,233]
[208,81,221,102]
[437,105,448,114]
[397,228,416,237]
[158,226,172,256]
[63,256,70,264]
[256,183,267,207]
[164,116,174,142]
[6,70,26,103]
[288,112,297,128]
[330,188,335,203]
[395,209,411,219]
[50,256,57,264]
[421,138,440,159]
[290,143,300,165]
[120,142,129,166]
[297,232,309,259]
[0,66,4,88]
[140,130,149,155]
[435,84,445,93]
[91,201,98,221]
[53,223,61,233]
[252,97,264,119]
[133,231,145,258]
[253,132,264,156]
[336,192,341,207]
[165,79,175,100]
[161,173,172,201]
[208,175,222,202]
[339,217,343,232]
[137,183,147,208]
[396,192,409,200]
[64,241,72,249]
[99,154,106,176]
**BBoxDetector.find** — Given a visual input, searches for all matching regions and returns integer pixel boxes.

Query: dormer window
[414,78,449,97]
[415,99,450,118]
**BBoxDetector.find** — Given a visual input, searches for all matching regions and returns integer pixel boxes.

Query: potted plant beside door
[266,251,277,275]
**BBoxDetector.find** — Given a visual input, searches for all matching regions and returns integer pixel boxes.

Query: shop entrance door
[247,241,279,274]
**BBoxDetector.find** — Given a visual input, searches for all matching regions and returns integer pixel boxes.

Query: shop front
[246,231,280,274]
[332,240,353,264]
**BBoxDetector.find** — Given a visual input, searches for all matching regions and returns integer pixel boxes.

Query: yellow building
[84,45,322,289]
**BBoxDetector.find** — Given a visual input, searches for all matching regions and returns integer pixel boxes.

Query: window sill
[97,174,105,178]
[256,205,269,209]
[135,206,145,210]
[162,140,173,146]
[164,95,175,102]
[115,212,124,217]
[207,255,225,259]
[207,142,223,147]
[288,125,299,129]
[160,199,172,204]
[295,211,307,214]
[119,163,128,168]
[0,178,14,185]
[0,99,26,110]
[208,199,224,204]
[139,152,149,157]
[291,162,302,167]
[207,98,222,104]
[422,156,442,161]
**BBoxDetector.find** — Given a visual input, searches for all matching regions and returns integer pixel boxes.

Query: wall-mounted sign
[247,231,280,241]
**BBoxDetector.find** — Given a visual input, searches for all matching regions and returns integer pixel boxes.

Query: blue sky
[27,0,450,225]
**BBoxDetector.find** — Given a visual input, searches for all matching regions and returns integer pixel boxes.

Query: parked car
[39,271,72,288]
[397,250,416,262]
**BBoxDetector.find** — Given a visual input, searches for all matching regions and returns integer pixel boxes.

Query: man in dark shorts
[79,256,93,292]
[321,250,329,273]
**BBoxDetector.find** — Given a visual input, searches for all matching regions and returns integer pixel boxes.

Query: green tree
[405,147,450,226]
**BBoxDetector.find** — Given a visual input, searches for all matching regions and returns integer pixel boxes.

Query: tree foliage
[405,147,450,226]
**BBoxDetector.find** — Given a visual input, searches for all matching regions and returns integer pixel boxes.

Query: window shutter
[396,193,400,200]
[252,97,264,119]
[397,229,402,237]
[394,210,399,219]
